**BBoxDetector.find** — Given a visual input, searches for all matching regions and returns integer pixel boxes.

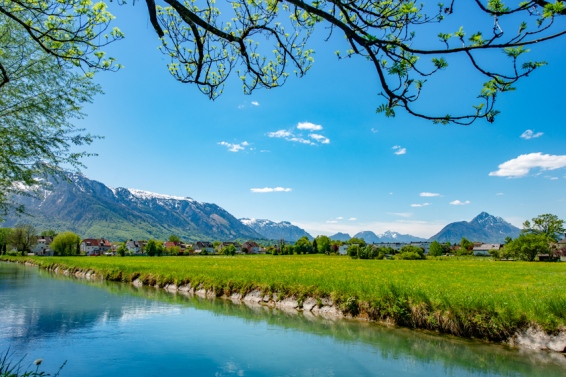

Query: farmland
[3,255,566,341]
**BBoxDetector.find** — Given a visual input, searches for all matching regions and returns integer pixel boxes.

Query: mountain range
[2,173,521,244]
[2,173,260,241]
[428,212,521,243]
[352,230,427,243]
[239,218,313,242]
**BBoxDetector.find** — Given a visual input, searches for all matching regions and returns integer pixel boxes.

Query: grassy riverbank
[3,255,566,341]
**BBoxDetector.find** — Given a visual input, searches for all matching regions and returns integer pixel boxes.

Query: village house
[33,236,54,256]
[80,238,112,256]
[242,241,260,254]
[193,241,215,254]
[126,240,144,254]
[473,243,502,256]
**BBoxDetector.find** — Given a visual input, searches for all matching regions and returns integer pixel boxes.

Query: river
[1,262,565,376]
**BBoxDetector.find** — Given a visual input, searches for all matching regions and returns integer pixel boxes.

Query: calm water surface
[1,262,565,376]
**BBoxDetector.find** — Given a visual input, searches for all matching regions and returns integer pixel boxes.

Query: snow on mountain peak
[126,188,194,202]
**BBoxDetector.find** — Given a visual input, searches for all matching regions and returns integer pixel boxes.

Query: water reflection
[1,262,565,377]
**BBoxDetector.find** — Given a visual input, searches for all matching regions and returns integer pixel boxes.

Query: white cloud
[489,152,566,178]
[289,137,315,145]
[297,122,323,131]
[250,187,292,193]
[218,141,250,152]
[326,220,338,224]
[309,133,330,144]
[420,192,441,197]
[268,123,330,146]
[450,200,471,205]
[268,130,292,138]
[348,218,357,221]
[411,203,431,207]
[336,217,344,220]
[392,146,407,155]
[520,129,543,140]
[251,101,259,106]
[496,192,504,196]
[547,176,559,180]
[370,128,378,134]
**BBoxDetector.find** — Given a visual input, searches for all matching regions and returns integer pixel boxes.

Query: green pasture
[3,255,566,340]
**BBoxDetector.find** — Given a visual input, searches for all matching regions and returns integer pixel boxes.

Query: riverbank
[2,255,565,352]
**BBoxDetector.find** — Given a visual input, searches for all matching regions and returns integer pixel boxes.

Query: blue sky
[75,3,566,238]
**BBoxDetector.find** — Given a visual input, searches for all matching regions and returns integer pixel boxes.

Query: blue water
[1,262,565,376]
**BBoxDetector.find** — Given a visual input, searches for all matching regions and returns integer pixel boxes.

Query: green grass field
[4,255,566,340]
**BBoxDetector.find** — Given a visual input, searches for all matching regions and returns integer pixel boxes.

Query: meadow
[3,255,566,341]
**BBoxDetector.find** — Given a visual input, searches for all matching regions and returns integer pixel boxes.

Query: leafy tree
[40,230,57,237]
[116,242,128,257]
[156,242,165,257]
[166,245,181,255]
[395,245,425,260]
[315,235,331,254]
[9,224,37,254]
[294,236,312,254]
[522,214,565,242]
[222,244,236,256]
[5,1,566,125]
[503,233,550,261]
[146,239,158,257]
[50,232,81,256]
[169,235,181,243]
[347,244,360,259]
[459,238,474,255]
[0,228,12,255]
[348,237,366,247]
[429,240,443,257]
[312,238,318,254]
[0,19,103,217]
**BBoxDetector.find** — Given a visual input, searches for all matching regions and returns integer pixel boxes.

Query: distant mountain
[329,232,351,241]
[240,218,313,242]
[353,230,427,243]
[2,173,261,241]
[429,212,521,243]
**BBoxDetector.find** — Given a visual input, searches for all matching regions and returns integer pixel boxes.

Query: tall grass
[3,255,566,341]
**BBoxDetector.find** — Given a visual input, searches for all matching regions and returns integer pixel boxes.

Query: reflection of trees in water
[2,262,565,376]
[0,264,177,344]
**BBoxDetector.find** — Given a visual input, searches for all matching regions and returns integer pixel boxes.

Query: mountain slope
[240,218,313,242]
[429,212,521,243]
[2,173,261,241]
[329,232,351,241]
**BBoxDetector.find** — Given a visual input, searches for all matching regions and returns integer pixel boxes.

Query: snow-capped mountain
[240,218,313,242]
[2,173,261,241]
[352,230,427,243]
[429,212,521,243]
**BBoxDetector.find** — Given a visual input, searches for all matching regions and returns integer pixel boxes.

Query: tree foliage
[4,1,565,125]
[522,213,565,242]
[294,236,312,254]
[50,231,81,256]
[8,223,37,254]
[502,233,550,261]
[0,228,12,254]
[0,19,103,217]
[315,235,331,254]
